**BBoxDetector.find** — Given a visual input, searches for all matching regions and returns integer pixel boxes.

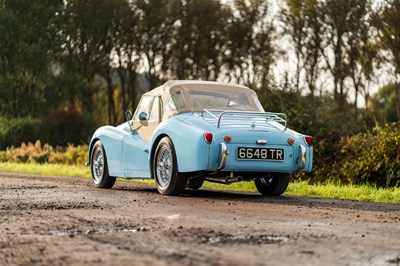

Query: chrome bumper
[298,145,306,170]
[218,143,228,170]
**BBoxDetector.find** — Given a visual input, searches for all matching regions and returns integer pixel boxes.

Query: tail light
[204,132,213,144]
[287,137,295,145]
[305,136,313,146]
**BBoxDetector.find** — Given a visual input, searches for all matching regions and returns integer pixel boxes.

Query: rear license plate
[236,147,284,161]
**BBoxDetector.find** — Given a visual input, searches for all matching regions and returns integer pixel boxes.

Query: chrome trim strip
[85,161,90,167]
[203,109,218,119]
[207,145,211,169]
[298,145,306,170]
[218,143,227,170]
[256,140,267,145]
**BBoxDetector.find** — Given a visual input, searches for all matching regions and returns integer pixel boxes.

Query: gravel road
[0,172,399,266]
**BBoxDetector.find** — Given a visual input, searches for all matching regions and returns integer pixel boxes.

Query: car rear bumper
[213,142,312,173]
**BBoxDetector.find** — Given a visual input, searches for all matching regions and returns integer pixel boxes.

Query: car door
[122,95,161,178]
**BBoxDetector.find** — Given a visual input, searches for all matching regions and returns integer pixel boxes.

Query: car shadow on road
[185,189,400,212]
[191,189,400,211]
[113,182,400,212]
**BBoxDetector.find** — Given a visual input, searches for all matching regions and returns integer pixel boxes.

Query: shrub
[0,140,88,165]
[0,117,41,150]
[310,123,400,187]
[0,111,94,150]
[41,109,91,146]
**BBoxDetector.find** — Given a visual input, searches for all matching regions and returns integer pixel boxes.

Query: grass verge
[0,162,399,204]
[0,162,91,178]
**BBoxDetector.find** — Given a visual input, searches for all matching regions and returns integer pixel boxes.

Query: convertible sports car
[86,80,313,196]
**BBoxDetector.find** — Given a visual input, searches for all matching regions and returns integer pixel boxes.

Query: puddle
[172,230,289,245]
[195,232,288,245]
[166,214,181,220]
[2,202,100,211]
[367,253,400,266]
[42,225,147,236]
[2,185,58,190]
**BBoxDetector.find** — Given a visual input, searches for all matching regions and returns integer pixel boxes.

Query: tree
[370,83,400,122]
[168,0,231,81]
[112,3,141,115]
[373,0,400,120]
[224,0,275,89]
[60,0,137,125]
[318,0,370,108]
[347,0,377,117]
[282,0,323,95]
[135,0,178,87]
[0,0,63,117]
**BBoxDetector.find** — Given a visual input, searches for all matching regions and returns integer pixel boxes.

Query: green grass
[286,180,400,204]
[0,162,399,204]
[0,162,91,178]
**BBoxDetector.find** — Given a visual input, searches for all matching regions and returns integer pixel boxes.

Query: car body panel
[87,80,313,181]
[122,133,151,178]
[150,115,210,172]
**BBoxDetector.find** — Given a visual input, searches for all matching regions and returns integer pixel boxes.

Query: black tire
[90,140,116,189]
[153,137,187,195]
[254,173,290,196]
[186,179,204,190]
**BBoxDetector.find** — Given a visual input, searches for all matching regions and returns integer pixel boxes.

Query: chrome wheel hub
[92,148,104,182]
[156,146,172,188]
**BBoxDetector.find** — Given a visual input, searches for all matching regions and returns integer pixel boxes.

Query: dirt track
[0,172,399,266]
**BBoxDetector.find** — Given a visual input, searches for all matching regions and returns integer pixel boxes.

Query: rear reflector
[204,132,213,144]
[287,137,295,145]
[305,136,313,146]
[224,135,232,143]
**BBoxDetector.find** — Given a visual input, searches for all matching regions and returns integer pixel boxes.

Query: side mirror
[138,112,148,121]
[125,110,133,121]
[125,110,134,133]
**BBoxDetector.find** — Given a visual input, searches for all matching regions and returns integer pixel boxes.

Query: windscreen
[186,89,262,111]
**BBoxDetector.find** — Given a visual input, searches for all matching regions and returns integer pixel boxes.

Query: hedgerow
[0,140,87,165]
[0,111,93,150]
[311,122,400,187]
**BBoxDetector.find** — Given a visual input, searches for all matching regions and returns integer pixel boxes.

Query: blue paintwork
[87,110,313,179]
[87,81,313,180]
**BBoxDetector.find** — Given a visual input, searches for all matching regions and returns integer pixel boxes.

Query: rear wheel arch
[88,138,100,164]
[149,134,169,179]
[153,136,187,195]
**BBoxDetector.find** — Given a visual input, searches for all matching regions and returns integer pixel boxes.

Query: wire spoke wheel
[153,137,187,195]
[92,148,104,182]
[156,146,173,188]
[90,140,116,189]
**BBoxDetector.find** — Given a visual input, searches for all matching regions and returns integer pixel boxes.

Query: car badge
[256,140,267,145]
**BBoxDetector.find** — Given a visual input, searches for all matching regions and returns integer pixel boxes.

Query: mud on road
[0,172,399,266]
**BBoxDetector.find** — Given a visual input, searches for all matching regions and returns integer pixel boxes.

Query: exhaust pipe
[205,176,243,184]
[226,176,243,183]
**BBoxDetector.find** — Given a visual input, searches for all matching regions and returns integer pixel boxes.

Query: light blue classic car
[86,80,313,196]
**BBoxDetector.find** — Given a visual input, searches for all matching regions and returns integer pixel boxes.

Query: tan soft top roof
[143,80,261,119]
[144,80,251,95]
